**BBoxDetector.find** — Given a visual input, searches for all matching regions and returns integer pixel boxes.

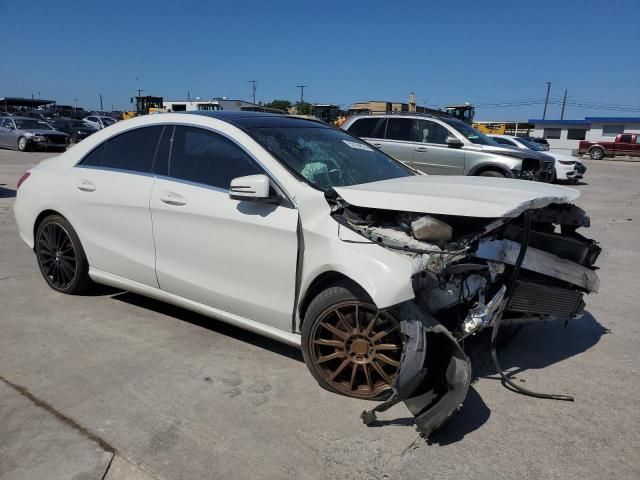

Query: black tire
[71,133,78,143]
[589,148,604,160]
[478,170,506,178]
[35,214,93,294]
[301,281,402,401]
[17,136,28,152]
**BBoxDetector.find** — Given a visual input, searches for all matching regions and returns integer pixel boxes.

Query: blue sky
[2,0,639,120]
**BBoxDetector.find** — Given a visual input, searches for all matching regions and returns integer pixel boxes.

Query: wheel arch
[469,162,514,177]
[33,209,66,249]
[297,271,371,328]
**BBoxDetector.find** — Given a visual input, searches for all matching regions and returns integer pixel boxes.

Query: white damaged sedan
[14,112,600,436]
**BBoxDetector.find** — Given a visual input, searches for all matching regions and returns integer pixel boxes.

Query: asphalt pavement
[0,148,638,480]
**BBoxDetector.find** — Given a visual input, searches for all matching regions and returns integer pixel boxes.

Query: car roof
[7,116,45,121]
[180,111,330,129]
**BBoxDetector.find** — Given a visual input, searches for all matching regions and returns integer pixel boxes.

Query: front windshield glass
[102,117,115,125]
[248,126,413,190]
[444,119,496,145]
[14,119,53,130]
[516,137,545,151]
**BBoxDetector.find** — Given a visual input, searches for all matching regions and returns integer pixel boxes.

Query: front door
[150,125,299,331]
[412,120,465,175]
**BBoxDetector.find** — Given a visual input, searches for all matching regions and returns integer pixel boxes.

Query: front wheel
[301,283,403,400]
[17,136,28,152]
[590,148,604,160]
[35,215,92,294]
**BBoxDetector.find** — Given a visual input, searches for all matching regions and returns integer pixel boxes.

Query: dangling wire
[490,211,574,402]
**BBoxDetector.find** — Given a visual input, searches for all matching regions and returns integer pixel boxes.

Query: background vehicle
[83,115,116,130]
[51,118,98,143]
[522,136,550,150]
[0,116,68,151]
[13,111,599,436]
[123,95,165,119]
[490,134,586,183]
[579,133,640,160]
[341,113,554,181]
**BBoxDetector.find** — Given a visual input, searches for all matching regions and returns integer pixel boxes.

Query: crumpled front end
[328,191,601,436]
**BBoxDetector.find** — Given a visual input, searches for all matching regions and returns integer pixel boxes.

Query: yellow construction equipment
[123,96,165,119]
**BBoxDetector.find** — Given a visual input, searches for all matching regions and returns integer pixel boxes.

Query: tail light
[17,172,31,190]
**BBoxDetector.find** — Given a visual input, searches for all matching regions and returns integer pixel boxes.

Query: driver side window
[418,120,450,145]
[168,126,263,190]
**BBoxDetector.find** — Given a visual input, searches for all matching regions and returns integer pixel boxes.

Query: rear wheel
[478,169,506,178]
[35,215,92,294]
[590,148,604,160]
[301,283,403,400]
[17,136,28,152]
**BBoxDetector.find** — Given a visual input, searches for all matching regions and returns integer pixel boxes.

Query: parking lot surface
[1,149,638,480]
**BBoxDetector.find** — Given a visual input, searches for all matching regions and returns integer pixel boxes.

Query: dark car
[0,116,68,151]
[51,118,98,143]
[522,137,550,150]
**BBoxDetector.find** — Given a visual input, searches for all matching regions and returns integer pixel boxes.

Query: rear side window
[619,134,632,143]
[386,118,417,141]
[169,126,262,190]
[78,126,163,173]
[346,118,381,138]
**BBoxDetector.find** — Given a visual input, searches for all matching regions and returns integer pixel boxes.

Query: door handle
[371,143,383,147]
[414,146,428,152]
[159,192,187,206]
[76,180,96,192]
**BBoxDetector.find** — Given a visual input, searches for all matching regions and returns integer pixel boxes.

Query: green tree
[295,101,312,115]
[264,99,292,112]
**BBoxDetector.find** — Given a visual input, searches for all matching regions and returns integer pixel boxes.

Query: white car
[83,115,117,130]
[489,134,586,183]
[13,112,600,435]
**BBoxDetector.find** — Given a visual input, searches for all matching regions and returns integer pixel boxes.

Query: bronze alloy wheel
[308,301,402,399]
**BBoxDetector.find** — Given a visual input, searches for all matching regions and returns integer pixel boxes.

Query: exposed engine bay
[326,190,601,436]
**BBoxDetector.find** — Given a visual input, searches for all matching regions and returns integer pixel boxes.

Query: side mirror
[229,174,272,201]
[446,135,463,148]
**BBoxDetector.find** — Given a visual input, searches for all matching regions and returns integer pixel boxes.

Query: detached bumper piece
[361,313,471,438]
[507,281,585,318]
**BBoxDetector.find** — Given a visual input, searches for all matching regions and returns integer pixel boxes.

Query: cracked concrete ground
[0,149,638,479]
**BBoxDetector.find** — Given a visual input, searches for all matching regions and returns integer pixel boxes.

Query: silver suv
[341,114,555,182]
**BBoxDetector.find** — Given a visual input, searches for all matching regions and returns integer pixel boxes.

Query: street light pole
[296,85,307,104]
[542,81,551,119]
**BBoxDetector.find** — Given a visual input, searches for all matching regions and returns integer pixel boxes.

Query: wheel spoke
[318,350,346,363]
[371,326,399,343]
[377,354,400,368]
[363,364,373,391]
[363,312,379,336]
[354,304,360,331]
[329,358,351,381]
[313,338,344,348]
[375,343,400,351]
[371,360,393,384]
[334,308,352,334]
[320,322,349,340]
[349,363,358,390]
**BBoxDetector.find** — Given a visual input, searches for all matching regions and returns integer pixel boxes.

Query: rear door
[62,125,163,287]
[375,118,418,166]
[412,119,465,175]
[150,125,299,331]
[617,134,634,156]
[633,135,640,157]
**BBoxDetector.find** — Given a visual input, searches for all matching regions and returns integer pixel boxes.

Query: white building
[163,98,284,113]
[529,117,640,153]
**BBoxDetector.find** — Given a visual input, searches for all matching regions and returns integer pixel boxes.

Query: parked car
[83,115,116,130]
[579,133,640,160]
[341,114,555,182]
[489,134,586,183]
[51,118,98,143]
[0,116,68,151]
[13,112,601,436]
[522,137,550,150]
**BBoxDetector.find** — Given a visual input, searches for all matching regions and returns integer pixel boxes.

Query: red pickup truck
[579,133,640,160]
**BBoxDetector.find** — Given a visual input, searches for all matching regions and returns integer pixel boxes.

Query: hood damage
[326,188,601,437]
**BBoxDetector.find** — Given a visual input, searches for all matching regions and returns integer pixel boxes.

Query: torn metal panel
[473,238,599,293]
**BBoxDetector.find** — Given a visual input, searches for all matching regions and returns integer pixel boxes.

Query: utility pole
[560,89,568,120]
[99,93,104,111]
[249,80,257,104]
[188,90,191,102]
[296,84,308,104]
[74,98,78,111]
[136,89,144,97]
[542,81,551,119]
